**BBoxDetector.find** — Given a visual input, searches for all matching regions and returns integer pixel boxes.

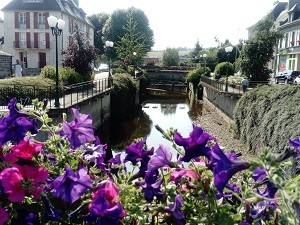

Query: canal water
[95,91,203,155]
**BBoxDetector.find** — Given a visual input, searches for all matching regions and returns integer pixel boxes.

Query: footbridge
[145,69,189,92]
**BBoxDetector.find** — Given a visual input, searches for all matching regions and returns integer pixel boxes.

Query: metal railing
[200,76,271,94]
[0,77,113,110]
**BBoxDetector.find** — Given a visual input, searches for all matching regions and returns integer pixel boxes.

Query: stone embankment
[195,101,248,157]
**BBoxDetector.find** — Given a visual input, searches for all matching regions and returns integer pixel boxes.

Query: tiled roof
[2,0,93,27]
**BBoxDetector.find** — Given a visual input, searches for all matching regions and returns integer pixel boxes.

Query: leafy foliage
[190,39,203,59]
[187,67,211,90]
[40,66,88,84]
[62,24,99,77]
[88,13,110,54]
[102,7,154,60]
[111,73,137,118]
[234,85,300,155]
[115,17,148,70]
[162,48,179,66]
[1,99,300,224]
[214,62,234,80]
[240,15,283,81]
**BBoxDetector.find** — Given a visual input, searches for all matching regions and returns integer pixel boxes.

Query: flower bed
[0,98,300,224]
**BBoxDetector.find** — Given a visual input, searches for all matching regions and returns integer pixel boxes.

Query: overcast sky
[0,0,280,50]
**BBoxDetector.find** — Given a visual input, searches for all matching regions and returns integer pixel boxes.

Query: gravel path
[195,101,249,157]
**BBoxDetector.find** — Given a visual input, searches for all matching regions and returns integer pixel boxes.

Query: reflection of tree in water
[96,109,153,152]
[186,97,203,120]
[160,104,177,115]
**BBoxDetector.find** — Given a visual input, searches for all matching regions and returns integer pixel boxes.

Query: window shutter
[14,12,19,29]
[46,33,50,49]
[45,12,49,29]
[34,12,38,29]
[15,32,19,48]
[26,32,31,48]
[34,33,38,48]
[26,12,30,29]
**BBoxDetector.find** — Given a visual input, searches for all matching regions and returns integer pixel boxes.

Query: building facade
[274,0,300,73]
[1,0,94,69]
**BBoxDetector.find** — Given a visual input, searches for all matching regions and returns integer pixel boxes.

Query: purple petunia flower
[174,124,215,162]
[51,166,93,203]
[0,98,38,145]
[135,170,165,203]
[60,108,95,149]
[148,144,174,171]
[85,180,125,224]
[210,143,250,193]
[125,139,154,179]
[252,167,267,182]
[164,194,185,225]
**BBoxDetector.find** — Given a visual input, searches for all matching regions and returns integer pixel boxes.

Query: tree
[162,48,179,66]
[240,15,283,81]
[114,17,148,70]
[62,24,99,78]
[102,7,154,60]
[190,39,203,60]
[88,13,109,53]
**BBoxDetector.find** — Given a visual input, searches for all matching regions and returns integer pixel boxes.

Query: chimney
[73,0,79,7]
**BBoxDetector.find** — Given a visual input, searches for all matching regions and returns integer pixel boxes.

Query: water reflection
[95,92,203,153]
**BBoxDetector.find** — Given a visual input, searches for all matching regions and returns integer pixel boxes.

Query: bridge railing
[200,76,271,94]
[200,76,243,94]
[0,77,113,110]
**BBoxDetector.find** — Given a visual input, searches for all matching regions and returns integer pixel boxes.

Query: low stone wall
[202,86,240,124]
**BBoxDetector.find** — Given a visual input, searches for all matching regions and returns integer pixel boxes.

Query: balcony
[13,41,50,49]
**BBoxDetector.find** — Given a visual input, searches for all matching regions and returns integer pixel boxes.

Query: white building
[1,0,94,69]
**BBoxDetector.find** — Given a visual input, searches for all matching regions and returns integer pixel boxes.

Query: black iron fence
[0,78,113,110]
[200,76,271,94]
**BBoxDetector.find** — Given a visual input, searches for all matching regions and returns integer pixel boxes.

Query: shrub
[187,67,211,90]
[59,67,83,84]
[234,85,300,155]
[40,66,93,85]
[113,67,127,74]
[214,62,234,80]
[39,65,60,82]
[111,73,137,118]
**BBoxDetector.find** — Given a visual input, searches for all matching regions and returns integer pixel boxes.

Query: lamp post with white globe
[225,46,233,92]
[47,15,65,107]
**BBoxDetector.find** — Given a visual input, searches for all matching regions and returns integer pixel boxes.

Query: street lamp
[225,46,233,92]
[47,15,65,107]
[105,40,114,86]
[133,52,137,78]
[202,53,207,68]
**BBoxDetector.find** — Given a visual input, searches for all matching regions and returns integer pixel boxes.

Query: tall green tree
[162,48,179,66]
[102,7,154,60]
[62,24,99,77]
[88,13,109,53]
[190,39,203,60]
[115,17,148,69]
[240,15,283,81]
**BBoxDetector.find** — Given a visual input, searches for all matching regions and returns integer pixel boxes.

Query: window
[19,12,26,29]
[38,33,46,48]
[19,32,26,48]
[38,12,45,29]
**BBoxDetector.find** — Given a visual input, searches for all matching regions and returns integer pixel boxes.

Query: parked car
[98,64,109,72]
[275,70,300,84]
[294,75,300,84]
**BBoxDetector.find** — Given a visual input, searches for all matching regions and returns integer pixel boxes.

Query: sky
[0,0,280,50]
